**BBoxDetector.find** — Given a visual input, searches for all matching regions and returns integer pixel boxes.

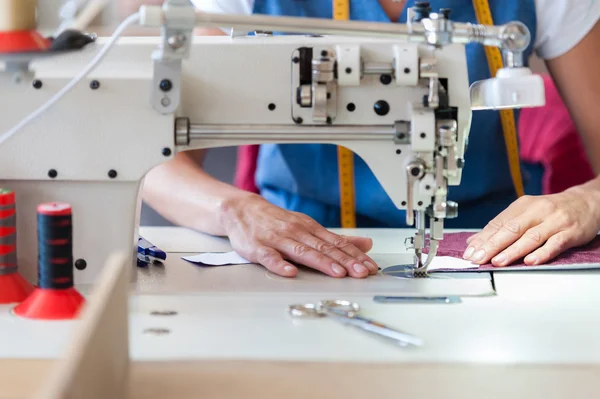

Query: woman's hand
[218,194,378,278]
[463,184,600,267]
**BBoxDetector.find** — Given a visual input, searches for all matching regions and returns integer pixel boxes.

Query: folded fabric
[431,232,600,271]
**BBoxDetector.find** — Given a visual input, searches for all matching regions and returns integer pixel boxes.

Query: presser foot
[382,264,429,279]
[382,239,439,279]
[413,268,429,278]
[411,252,430,277]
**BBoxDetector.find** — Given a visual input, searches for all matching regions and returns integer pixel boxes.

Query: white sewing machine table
[1,228,599,398]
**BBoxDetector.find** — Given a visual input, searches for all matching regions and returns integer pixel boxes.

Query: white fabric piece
[191,0,600,59]
[424,255,479,272]
[183,251,251,266]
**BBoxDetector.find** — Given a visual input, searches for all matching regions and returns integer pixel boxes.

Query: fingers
[465,234,476,245]
[312,229,378,275]
[489,226,549,267]
[460,192,597,268]
[345,236,374,253]
[465,216,535,264]
[273,236,354,278]
[229,205,378,278]
[463,217,515,261]
[254,246,298,277]
[524,231,573,266]
[298,233,374,277]
[463,201,530,261]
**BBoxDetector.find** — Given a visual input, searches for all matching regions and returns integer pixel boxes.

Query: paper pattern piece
[182,251,251,266]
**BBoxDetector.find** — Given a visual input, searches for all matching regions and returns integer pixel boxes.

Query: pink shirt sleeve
[518,75,594,194]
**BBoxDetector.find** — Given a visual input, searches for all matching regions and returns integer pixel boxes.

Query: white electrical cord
[0,12,141,146]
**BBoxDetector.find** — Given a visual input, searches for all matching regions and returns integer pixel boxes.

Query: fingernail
[364,261,377,272]
[492,252,507,266]
[331,263,346,276]
[353,263,368,274]
[463,247,475,259]
[525,254,538,265]
[472,249,485,262]
[283,265,295,274]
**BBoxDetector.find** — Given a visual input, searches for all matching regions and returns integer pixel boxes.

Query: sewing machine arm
[0,2,545,282]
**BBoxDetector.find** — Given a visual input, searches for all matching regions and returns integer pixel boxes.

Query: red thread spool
[0,189,33,304]
[0,31,51,53]
[0,0,51,54]
[14,202,85,320]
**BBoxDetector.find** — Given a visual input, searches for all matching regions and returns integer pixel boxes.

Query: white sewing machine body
[5,4,585,398]
[0,33,473,284]
[4,227,600,399]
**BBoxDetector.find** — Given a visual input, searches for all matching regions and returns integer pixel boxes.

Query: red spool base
[0,31,51,53]
[13,287,85,320]
[0,273,34,304]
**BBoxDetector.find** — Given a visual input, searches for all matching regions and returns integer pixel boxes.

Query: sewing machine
[0,0,544,284]
[8,3,600,399]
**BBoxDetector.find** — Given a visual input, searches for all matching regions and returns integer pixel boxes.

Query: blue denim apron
[253,0,541,228]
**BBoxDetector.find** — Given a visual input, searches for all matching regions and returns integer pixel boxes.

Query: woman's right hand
[218,194,379,278]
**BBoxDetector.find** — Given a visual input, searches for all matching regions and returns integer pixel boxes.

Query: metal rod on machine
[194,12,419,40]
[181,122,395,146]
[193,11,511,47]
[364,62,394,75]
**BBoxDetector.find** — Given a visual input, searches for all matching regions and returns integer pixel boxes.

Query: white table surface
[2,227,600,368]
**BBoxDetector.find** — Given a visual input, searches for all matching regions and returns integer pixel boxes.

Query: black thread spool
[37,203,74,289]
[14,202,85,320]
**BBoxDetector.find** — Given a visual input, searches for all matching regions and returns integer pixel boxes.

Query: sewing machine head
[0,0,545,283]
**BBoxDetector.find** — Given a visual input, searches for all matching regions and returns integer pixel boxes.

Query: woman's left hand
[463,185,600,266]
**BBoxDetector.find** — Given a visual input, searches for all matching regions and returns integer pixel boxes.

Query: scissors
[288,299,424,347]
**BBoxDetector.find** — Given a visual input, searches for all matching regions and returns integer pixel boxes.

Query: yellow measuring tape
[333,0,357,228]
[472,0,525,197]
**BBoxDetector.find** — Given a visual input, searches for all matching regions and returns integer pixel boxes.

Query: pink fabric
[518,75,594,194]
[234,145,260,193]
[434,232,600,270]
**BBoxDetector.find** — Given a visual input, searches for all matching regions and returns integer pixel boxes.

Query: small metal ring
[318,300,360,316]
[288,303,324,318]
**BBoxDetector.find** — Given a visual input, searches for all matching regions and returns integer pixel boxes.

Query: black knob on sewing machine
[49,30,96,52]
[413,2,432,22]
[439,8,452,19]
